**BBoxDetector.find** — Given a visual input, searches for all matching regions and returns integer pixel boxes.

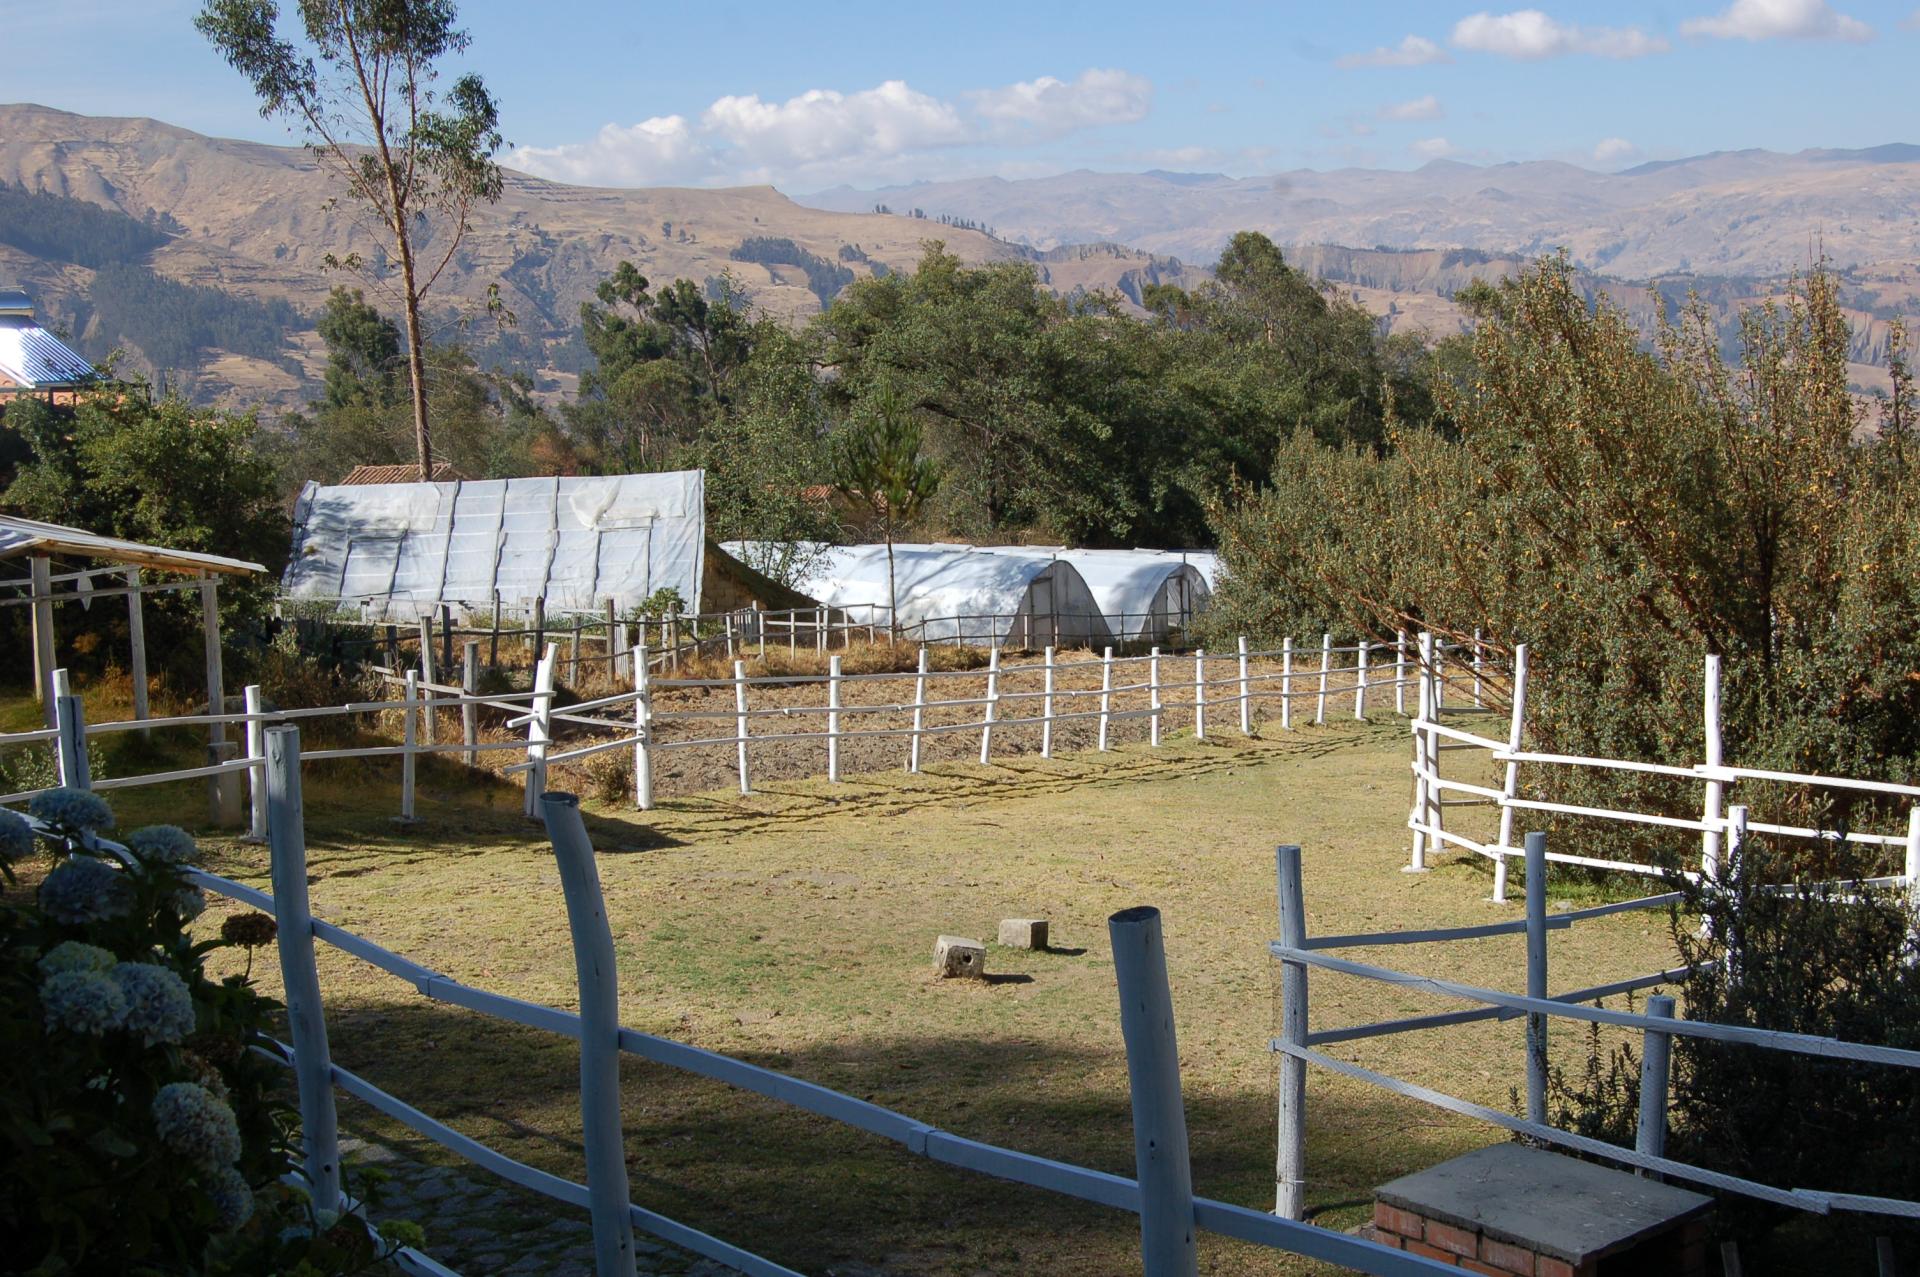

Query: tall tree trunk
[397,241,433,477]
[885,512,897,637]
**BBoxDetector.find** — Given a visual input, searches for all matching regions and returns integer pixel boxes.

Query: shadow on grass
[321,994,1476,1276]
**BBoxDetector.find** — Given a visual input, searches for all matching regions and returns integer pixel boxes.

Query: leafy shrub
[0,791,420,1273]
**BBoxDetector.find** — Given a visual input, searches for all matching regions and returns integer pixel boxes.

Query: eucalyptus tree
[196,0,504,476]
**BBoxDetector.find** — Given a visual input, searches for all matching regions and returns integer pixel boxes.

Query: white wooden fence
[26,728,1459,1277]
[1271,823,1920,1226]
[1406,637,1920,904]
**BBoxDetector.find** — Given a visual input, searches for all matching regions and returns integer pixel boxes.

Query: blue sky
[8,1,1915,189]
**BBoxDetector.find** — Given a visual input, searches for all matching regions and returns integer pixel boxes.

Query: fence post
[1493,643,1530,903]
[979,647,1001,765]
[1636,993,1676,1178]
[1394,630,1408,717]
[1472,627,1484,709]
[489,593,502,669]
[244,684,267,841]
[540,793,640,1277]
[126,567,150,733]
[461,641,480,769]
[1314,633,1330,725]
[1150,647,1163,748]
[1524,830,1549,1126]
[30,555,55,724]
[1433,641,1446,714]
[633,642,654,811]
[1193,650,1206,741]
[1408,632,1433,873]
[908,646,928,773]
[734,659,751,795]
[724,611,735,660]
[816,606,827,655]
[1701,654,1725,885]
[1108,905,1199,1277]
[532,596,546,663]
[1353,639,1369,721]
[1042,646,1057,758]
[1098,646,1114,751]
[827,655,842,783]
[264,725,342,1218]
[1275,844,1309,1221]
[522,644,556,819]
[1906,808,1920,958]
[1280,637,1294,731]
[418,616,437,750]
[615,623,632,682]
[603,598,617,672]
[400,670,419,823]
[788,609,798,658]
[1238,636,1252,736]
[53,675,89,789]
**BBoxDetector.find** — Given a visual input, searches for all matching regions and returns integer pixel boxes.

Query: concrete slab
[1375,1143,1711,1265]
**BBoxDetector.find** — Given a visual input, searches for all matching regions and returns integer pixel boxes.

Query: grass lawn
[143,708,1672,1277]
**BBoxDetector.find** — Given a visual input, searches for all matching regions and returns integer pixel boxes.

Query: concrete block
[934,935,985,978]
[997,918,1049,950]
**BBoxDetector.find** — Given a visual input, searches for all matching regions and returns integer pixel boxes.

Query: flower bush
[0,791,421,1273]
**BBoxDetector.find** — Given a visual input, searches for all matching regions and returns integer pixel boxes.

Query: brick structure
[1364,1144,1712,1276]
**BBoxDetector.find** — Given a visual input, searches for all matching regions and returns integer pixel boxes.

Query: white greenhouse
[286,472,707,620]
[990,548,1211,643]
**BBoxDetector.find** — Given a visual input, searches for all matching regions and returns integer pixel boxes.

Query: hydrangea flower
[38,856,133,924]
[128,824,198,866]
[204,1165,254,1231]
[151,1082,242,1169]
[170,886,208,921]
[38,940,117,976]
[41,968,129,1035]
[0,808,33,861]
[112,962,197,1047]
[29,787,114,833]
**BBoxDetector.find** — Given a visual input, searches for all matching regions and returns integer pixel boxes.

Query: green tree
[834,389,941,633]
[196,0,505,477]
[316,286,404,411]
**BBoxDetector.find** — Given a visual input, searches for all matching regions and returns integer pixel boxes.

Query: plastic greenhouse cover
[777,543,1111,644]
[285,472,706,620]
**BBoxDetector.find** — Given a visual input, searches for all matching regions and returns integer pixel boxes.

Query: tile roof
[339,463,468,485]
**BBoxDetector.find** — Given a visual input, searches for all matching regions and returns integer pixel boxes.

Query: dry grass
[127,705,1681,1276]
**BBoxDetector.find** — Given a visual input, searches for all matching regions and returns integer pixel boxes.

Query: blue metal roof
[0,316,96,388]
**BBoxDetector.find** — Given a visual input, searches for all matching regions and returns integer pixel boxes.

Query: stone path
[341,1132,741,1276]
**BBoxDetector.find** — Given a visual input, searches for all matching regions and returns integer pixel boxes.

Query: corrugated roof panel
[0,318,95,388]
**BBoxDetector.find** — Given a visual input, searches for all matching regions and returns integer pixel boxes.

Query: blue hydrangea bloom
[38,940,117,976]
[152,1082,242,1169]
[41,968,129,1035]
[205,1165,255,1231]
[28,787,114,833]
[0,808,33,861]
[170,886,208,921]
[112,962,197,1047]
[128,824,198,866]
[38,856,133,924]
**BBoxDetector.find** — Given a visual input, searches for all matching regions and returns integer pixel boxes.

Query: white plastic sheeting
[286,472,706,620]
[988,548,1211,643]
[777,543,1113,648]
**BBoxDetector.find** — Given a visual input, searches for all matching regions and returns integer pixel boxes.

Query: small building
[338,463,470,485]
[0,290,98,409]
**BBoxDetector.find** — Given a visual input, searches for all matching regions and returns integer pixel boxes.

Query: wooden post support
[979,647,1001,764]
[724,610,735,660]
[1149,647,1163,748]
[1493,643,1531,903]
[399,671,419,823]
[522,645,557,819]
[1275,844,1308,1220]
[461,641,480,769]
[827,655,843,782]
[540,793,641,1277]
[441,604,454,674]
[1314,632,1330,725]
[417,617,437,748]
[1041,646,1056,758]
[53,680,89,790]
[126,567,150,731]
[244,685,267,841]
[1107,905,1199,1277]
[669,607,680,671]
[1636,993,1676,1177]
[1353,639,1369,720]
[1701,654,1725,885]
[199,575,241,818]
[615,622,633,681]
[489,593,502,669]
[1472,627,1484,709]
[908,645,929,773]
[532,596,547,663]
[603,597,617,670]
[734,659,751,795]
[1524,830,1549,1126]
[385,624,400,670]
[1238,636,1252,736]
[264,726,342,1218]
[569,619,583,680]
[1098,646,1114,751]
[1192,650,1207,741]
[633,642,654,810]
[1394,629,1408,717]
[1280,637,1294,731]
[1408,631,1435,874]
[816,606,827,655]
[788,608,798,658]
[30,555,55,724]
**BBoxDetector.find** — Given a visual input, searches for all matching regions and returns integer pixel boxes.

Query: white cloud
[1681,0,1873,41]
[509,69,1152,188]
[1379,94,1444,121]
[1592,137,1640,165]
[1411,136,1459,160]
[1451,10,1670,59]
[967,68,1152,138]
[1336,35,1452,68]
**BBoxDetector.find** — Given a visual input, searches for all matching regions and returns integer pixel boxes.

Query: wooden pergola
[0,516,265,737]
